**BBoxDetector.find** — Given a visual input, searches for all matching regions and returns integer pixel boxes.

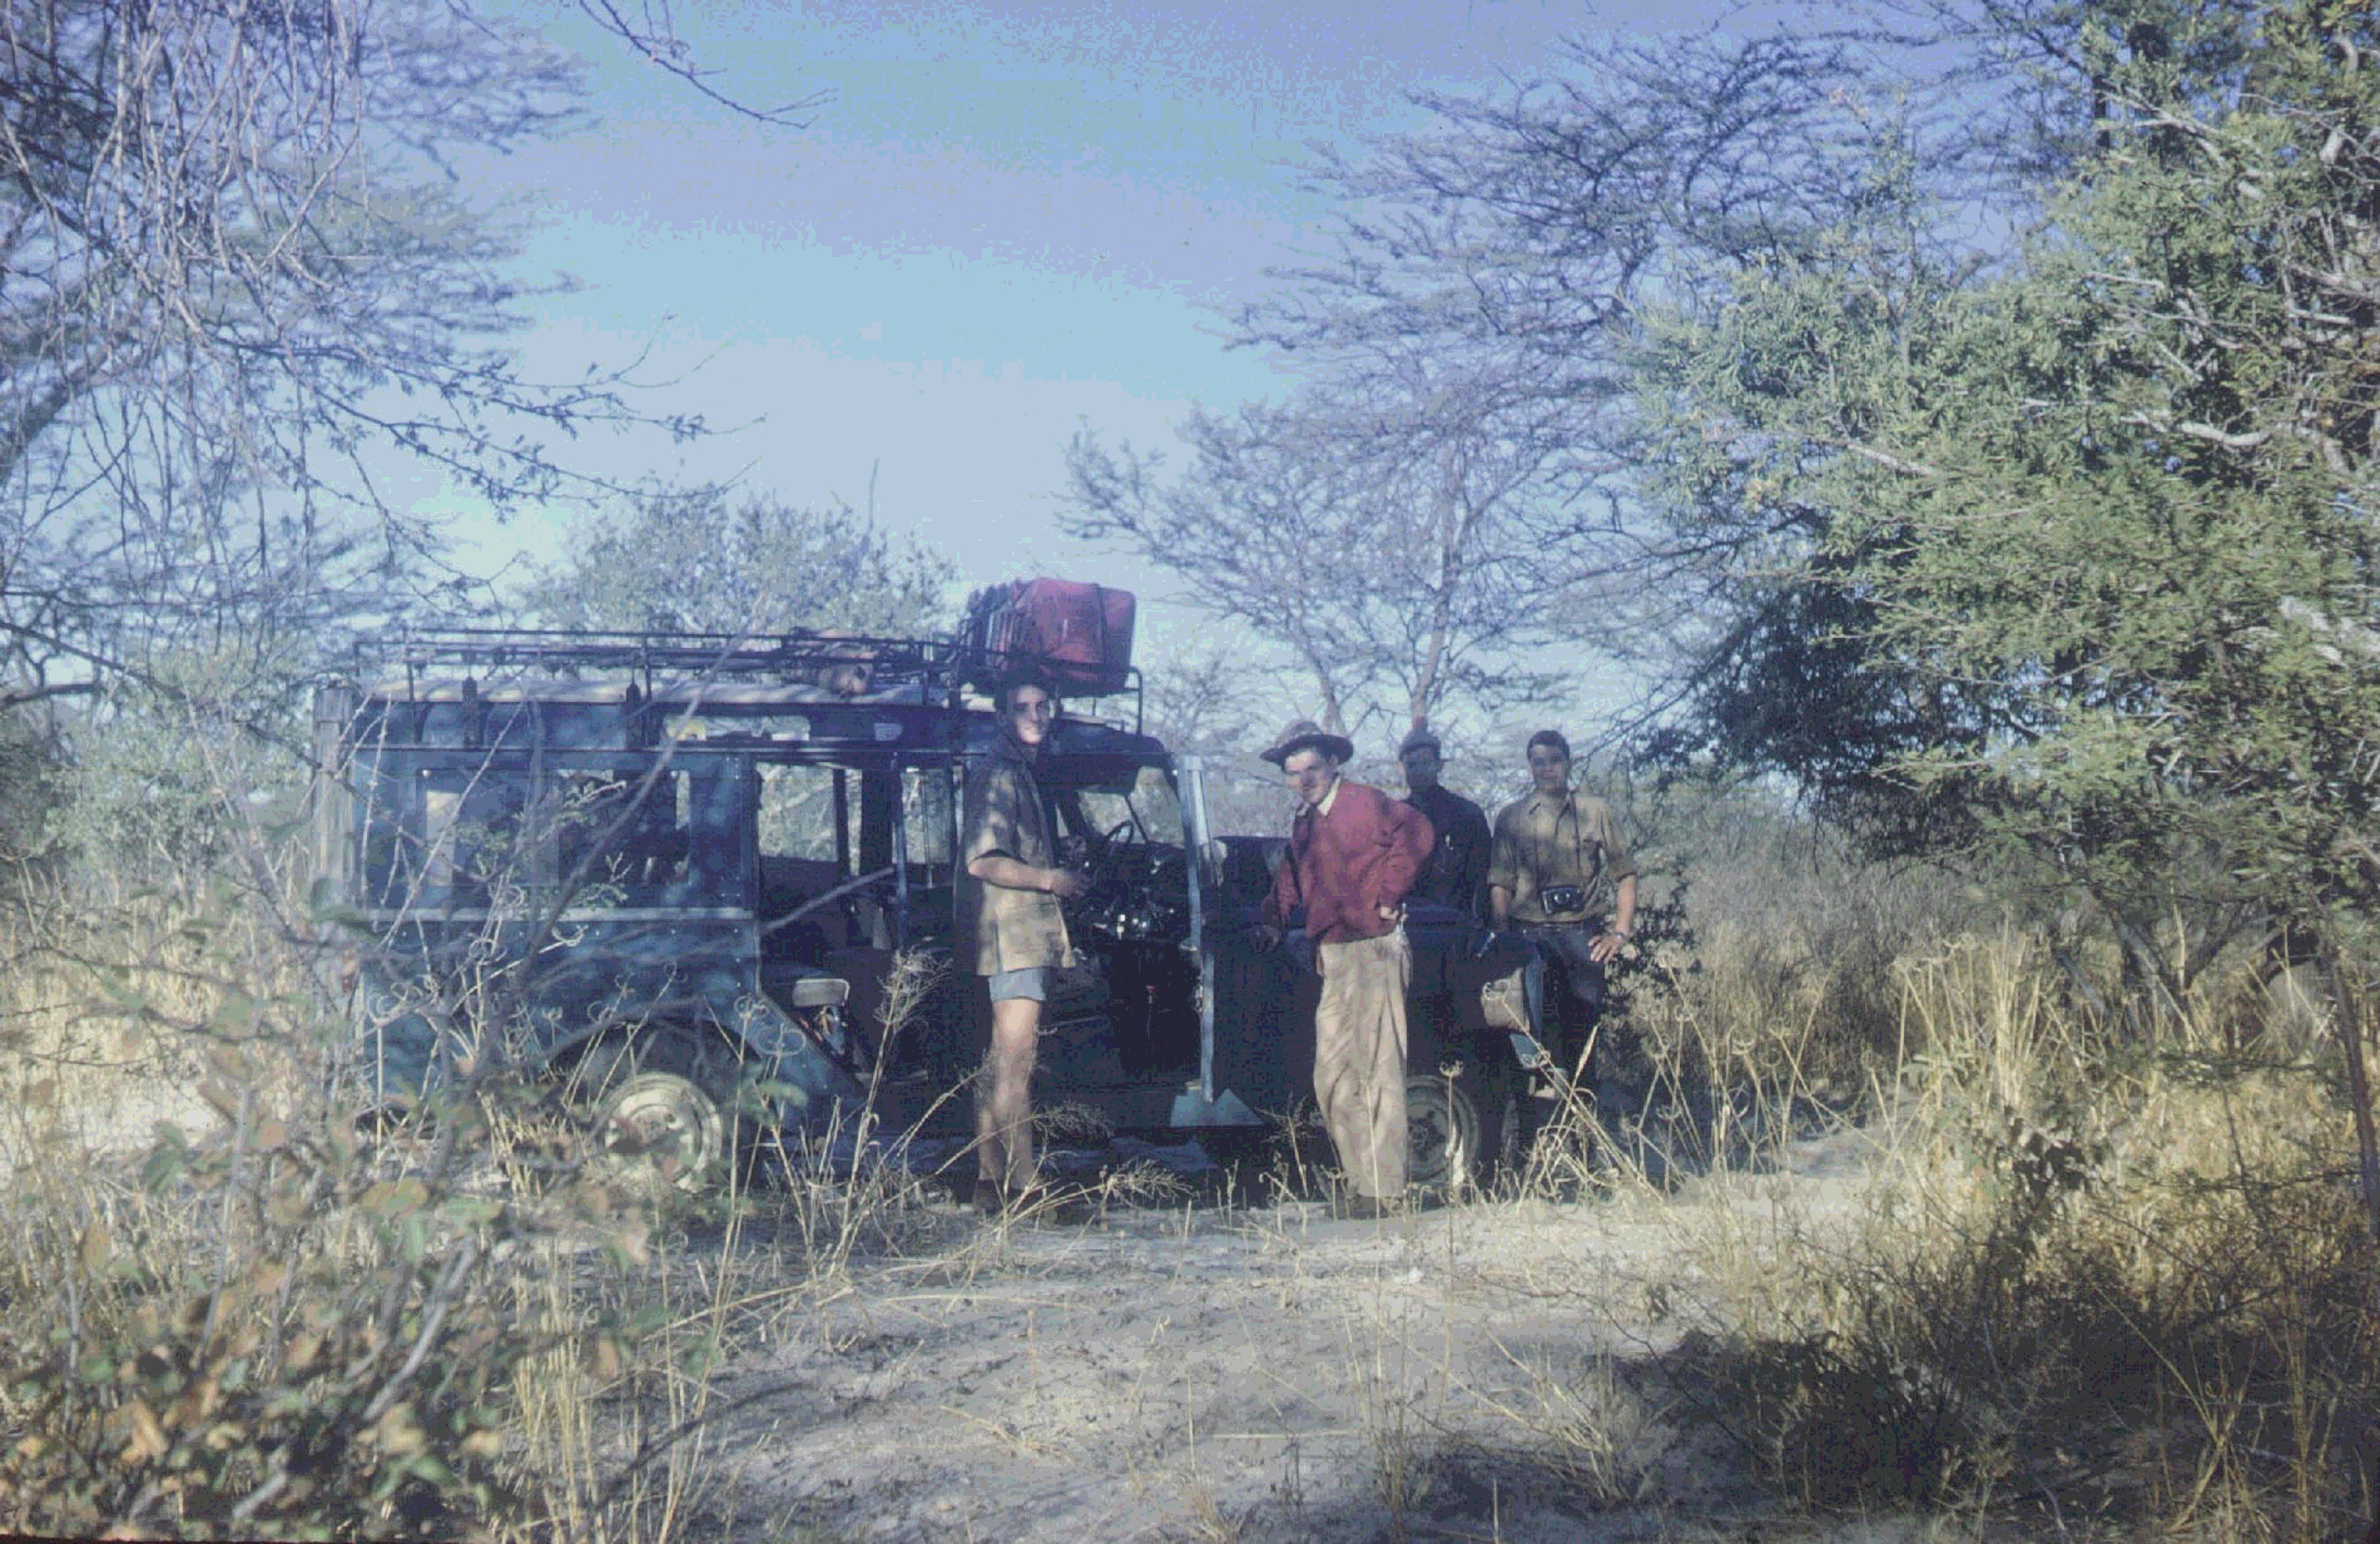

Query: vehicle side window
[755,763,858,951]
[416,768,528,905]
[364,761,740,912]
[757,763,848,866]
[552,771,694,903]
[902,764,954,871]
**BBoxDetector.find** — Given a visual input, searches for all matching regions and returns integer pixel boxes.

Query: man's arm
[1585,798,1638,963]
[967,852,1085,898]
[1484,804,1518,928]
[1372,793,1432,916]
[962,766,1084,899]
[1590,872,1638,965]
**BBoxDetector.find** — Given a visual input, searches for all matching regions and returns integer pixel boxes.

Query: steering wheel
[1064,819,1150,937]
[1071,817,1135,893]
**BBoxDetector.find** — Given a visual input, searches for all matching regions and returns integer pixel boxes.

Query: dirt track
[691,1127,1878,1543]
[22,1071,1887,1539]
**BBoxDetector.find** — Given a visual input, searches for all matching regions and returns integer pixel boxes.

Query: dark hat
[1261,717,1355,768]
[1397,722,1441,755]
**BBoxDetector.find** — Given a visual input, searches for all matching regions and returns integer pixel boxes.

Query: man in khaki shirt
[1486,729,1637,1165]
[956,670,1086,1214]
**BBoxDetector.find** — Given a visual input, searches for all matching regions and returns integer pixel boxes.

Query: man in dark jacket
[1397,722,1490,920]
[1256,718,1434,1217]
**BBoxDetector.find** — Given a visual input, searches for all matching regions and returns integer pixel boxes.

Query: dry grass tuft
[0,845,953,1542]
[1648,927,2380,1532]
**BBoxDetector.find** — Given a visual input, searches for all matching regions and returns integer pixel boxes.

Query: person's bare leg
[977,997,1041,1193]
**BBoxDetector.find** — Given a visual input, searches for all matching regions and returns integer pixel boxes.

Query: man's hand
[1044,867,1088,900]
[1589,928,1630,965]
[1254,922,1283,952]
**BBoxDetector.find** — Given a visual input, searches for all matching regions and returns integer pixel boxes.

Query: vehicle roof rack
[373,627,958,688]
[341,627,1146,733]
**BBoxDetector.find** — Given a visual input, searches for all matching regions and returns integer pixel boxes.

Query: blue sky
[445,0,1698,676]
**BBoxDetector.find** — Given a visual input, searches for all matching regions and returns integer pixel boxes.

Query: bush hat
[1262,717,1355,768]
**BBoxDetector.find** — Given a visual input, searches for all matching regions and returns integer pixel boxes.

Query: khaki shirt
[955,739,1077,975]
[1487,789,1636,924]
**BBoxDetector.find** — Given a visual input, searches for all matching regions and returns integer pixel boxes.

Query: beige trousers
[1313,928,1411,1199]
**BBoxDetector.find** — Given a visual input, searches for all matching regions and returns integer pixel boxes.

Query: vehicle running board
[1168,1088,1259,1127]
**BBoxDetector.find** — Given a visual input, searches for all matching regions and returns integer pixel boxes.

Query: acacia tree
[1636,0,2380,1017]
[517,484,955,636]
[1093,0,2380,1023]
[1066,21,2013,746]
[1064,371,1583,740]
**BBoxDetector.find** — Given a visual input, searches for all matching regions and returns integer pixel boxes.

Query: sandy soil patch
[689,1129,1882,1542]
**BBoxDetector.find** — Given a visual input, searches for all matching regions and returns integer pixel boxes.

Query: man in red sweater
[1256,719,1435,1217]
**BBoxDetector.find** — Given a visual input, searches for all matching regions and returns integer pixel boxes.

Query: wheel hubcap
[593,1070,726,1189]
[1406,1075,1478,1192]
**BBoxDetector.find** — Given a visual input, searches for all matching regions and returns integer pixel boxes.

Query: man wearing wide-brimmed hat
[1257,717,1435,1218]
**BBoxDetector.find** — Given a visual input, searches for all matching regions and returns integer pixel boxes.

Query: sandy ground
[684,1127,1882,1544]
[12,1073,1887,1541]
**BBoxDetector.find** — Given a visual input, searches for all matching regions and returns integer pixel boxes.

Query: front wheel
[1405,1074,1481,1199]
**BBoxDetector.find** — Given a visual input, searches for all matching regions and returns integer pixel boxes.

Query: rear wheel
[593,1071,728,1188]
[565,1023,752,1191]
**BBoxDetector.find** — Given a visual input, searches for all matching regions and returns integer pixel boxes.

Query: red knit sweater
[1263,779,1434,945]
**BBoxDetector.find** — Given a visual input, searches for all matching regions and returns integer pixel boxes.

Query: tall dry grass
[0,827,947,1540]
[1640,922,2380,1535]
[1430,782,2379,1536]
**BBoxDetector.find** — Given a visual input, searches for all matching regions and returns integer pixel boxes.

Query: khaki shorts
[987,966,1051,1003]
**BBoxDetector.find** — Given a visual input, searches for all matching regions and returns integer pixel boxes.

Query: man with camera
[1484,730,1638,1167]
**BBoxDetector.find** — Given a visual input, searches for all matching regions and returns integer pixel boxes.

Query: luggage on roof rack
[959,579,1136,696]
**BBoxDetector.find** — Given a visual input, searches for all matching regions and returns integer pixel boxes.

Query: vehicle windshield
[1069,764,1183,847]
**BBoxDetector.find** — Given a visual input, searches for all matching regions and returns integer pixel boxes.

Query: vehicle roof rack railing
[369,627,959,688]
[348,627,1146,731]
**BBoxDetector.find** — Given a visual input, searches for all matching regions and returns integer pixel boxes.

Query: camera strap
[1564,793,1602,898]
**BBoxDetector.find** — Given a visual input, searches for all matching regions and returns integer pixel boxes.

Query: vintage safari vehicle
[310,619,1545,1187]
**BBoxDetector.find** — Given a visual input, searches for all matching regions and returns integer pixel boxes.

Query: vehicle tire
[565,1023,750,1191]
[591,1070,729,1190]
[1405,1073,1481,1199]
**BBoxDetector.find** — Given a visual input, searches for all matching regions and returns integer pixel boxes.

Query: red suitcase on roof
[971,579,1136,695]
